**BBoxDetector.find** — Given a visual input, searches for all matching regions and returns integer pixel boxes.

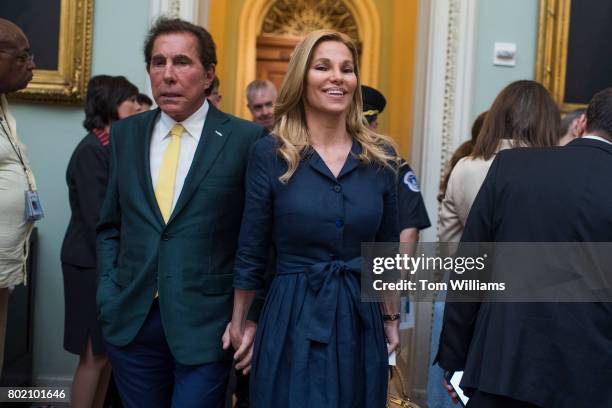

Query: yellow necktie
[155,123,184,223]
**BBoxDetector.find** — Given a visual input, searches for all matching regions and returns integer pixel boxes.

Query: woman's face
[117,96,141,119]
[304,40,357,117]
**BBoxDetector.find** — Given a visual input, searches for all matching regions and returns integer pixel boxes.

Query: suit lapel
[136,108,165,226]
[167,106,231,224]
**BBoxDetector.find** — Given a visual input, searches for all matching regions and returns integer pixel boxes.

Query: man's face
[248,88,277,130]
[0,29,35,93]
[148,32,214,122]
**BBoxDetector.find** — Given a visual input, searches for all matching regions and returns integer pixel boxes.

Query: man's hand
[443,378,459,404]
[221,320,257,374]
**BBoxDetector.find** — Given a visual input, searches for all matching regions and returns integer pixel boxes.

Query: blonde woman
[226,30,400,407]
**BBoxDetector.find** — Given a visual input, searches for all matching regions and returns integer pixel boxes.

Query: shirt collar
[582,135,612,145]
[158,99,209,141]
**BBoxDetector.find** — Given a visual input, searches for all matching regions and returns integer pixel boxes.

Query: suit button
[333,185,341,193]
[162,233,170,241]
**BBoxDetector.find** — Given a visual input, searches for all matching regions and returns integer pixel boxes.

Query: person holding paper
[437,88,612,406]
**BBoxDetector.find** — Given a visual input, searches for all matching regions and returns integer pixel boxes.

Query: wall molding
[410,0,478,403]
[149,0,200,22]
[416,0,477,243]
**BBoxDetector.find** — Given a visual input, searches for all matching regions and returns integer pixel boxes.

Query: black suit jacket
[61,132,109,267]
[437,138,612,407]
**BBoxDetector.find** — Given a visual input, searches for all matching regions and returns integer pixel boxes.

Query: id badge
[25,190,45,221]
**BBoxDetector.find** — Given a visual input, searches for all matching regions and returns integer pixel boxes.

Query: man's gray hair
[560,108,586,136]
[246,80,277,105]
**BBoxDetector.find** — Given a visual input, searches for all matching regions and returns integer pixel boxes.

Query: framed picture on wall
[0,0,93,104]
[536,0,612,112]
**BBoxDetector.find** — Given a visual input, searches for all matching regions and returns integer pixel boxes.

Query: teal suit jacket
[96,105,266,365]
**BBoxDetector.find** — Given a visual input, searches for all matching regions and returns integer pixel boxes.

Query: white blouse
[438,140,513,243]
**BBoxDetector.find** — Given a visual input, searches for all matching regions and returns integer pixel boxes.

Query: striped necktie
[155,123,184,223]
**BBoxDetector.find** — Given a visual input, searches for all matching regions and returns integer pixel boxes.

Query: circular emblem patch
[403,171,420,192]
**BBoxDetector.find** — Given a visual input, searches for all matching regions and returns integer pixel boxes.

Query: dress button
[333,185,341,193]
[162,233,170,241]
[335,219,344,228]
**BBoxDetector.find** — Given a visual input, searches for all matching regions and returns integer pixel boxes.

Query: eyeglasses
[0,50,35,63]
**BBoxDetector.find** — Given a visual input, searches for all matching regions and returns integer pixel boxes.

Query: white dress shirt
[582,135,612,145]
[150,100,209,212]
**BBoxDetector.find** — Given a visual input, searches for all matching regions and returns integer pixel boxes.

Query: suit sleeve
[436,153,500,370]
[96,130,122,312]
[72,142,109,258]
[233,137,275,321]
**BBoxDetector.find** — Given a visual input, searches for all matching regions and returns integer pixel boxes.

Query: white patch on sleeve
[403,171,420,192]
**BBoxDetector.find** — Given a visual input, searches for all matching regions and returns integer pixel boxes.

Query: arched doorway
[255,0,362,92]
[229,0,380,119]
[206,0,419,158]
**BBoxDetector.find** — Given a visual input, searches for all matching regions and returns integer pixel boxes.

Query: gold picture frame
[10,0,94,104]
[535,0,577,112]
[537,0,612,113]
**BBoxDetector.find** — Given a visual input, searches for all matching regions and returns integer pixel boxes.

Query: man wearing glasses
[0,18,37,374]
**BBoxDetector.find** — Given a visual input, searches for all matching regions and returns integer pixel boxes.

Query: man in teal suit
[96,18,265,408]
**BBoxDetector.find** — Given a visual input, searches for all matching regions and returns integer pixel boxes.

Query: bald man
[0,18,38,374]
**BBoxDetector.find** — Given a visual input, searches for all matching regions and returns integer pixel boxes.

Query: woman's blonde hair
[272,29,398,183]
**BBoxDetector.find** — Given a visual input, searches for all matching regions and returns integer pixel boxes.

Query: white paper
[388,350,396,366]
[450,371,469,406]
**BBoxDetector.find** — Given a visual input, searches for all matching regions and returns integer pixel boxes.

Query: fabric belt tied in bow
[305,258,371,344]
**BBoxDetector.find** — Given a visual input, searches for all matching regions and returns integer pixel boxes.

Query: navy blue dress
[234,136,399,408]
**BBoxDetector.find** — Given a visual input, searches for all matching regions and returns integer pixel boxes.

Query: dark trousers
[104,300,231,408]
[467,390,541,408]
[234,370,250,407]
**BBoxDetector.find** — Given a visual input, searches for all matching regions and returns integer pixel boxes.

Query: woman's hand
[222,320,257,374]
[383,319,400,355]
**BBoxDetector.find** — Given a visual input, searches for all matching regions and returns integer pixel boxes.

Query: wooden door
[256,35,302,91]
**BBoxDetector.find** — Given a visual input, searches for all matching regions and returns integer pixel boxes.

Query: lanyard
[0,109,35,191]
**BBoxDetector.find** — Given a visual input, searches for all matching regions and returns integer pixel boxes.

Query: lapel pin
[215,130,223,137]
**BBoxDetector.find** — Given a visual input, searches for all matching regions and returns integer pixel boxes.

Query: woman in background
[227,30,400,407]
[61,75,140,408]
[439,81,559,243]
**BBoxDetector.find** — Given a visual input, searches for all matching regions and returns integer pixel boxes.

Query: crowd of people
[1,14,611,408]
